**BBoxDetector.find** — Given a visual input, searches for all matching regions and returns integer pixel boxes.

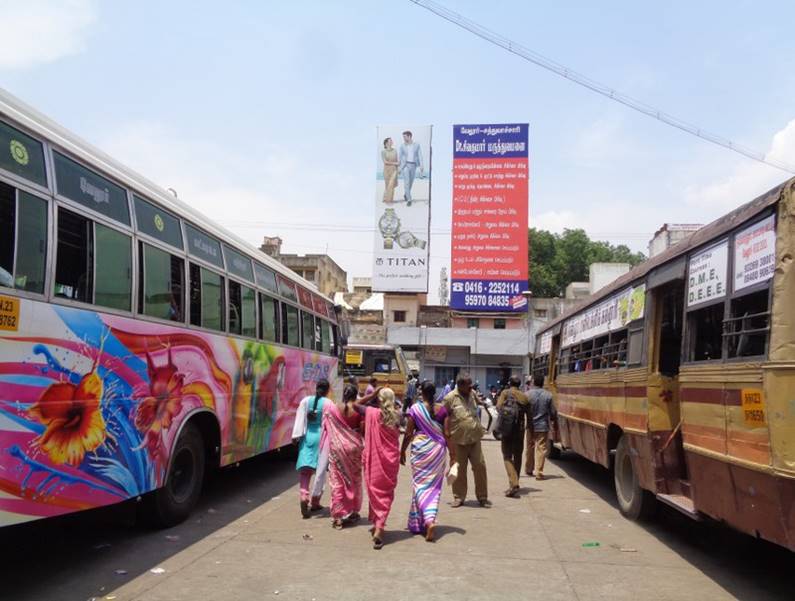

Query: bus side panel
[685,450,795,551]
[0,299,339,527]
[557,415,609,468]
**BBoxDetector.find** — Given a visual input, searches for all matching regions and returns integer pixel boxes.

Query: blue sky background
[3,0,794,301]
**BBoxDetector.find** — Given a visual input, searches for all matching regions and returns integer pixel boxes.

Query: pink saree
[323,401,363,519]
[363,407,401,529]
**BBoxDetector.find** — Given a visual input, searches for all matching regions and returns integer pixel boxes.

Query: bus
[0,89,341,528]
[341,343,410,400]
[533,179,795,552]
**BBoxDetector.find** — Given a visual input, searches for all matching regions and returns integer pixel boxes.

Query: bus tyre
[147,423,205,527]
[613,435,654,520]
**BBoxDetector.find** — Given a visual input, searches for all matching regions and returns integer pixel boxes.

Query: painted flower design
[134,350,185,450]
[29,372,106,466]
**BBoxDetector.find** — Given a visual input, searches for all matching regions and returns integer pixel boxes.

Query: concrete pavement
[3,438,792,601]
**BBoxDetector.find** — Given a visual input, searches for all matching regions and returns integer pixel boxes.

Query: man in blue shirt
[398,130,424,206]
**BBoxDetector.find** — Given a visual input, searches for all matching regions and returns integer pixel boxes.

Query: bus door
[649,277,691,496]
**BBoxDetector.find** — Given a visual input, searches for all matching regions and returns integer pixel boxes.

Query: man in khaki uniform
[444,373,491,508]
[496,376,529,497]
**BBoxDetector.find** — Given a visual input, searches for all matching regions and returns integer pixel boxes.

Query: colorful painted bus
[533,179,795,552]
[0,89,342,528]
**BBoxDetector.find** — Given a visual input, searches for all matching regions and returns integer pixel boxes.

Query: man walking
[527,375,557,480]
[443,373,490,507]
[495,376,529,497]
[398,130,424,206]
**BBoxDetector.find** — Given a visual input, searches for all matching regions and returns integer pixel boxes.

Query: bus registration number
[741,389,765,427]
[0,295,19,332]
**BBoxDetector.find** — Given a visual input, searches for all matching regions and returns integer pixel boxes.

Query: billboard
[372,125,432,292]
[450,124,529,312]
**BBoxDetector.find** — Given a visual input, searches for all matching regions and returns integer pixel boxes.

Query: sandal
[372,536,384,550]
[332,519,344,530]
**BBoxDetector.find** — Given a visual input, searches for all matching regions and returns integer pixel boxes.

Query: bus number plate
[741,388,765,427]
[0,295,19,331]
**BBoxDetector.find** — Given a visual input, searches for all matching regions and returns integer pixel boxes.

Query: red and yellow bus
[0,89,341,527]
[533,179,795,551]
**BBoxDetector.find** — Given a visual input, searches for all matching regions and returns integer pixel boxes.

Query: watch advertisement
[373,124,432,292]
[450,124,530,312]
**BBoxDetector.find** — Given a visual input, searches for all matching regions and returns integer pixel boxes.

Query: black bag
[496,391,521,438]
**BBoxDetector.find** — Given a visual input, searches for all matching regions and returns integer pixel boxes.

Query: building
[386,298,574,390]
[334,278,385,345]
[259,236,348,297]
[565,262,632,299]
[648,224,702,258]
[589,262,630,294]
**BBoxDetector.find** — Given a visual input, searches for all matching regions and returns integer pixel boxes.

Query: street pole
[522,290,533,379]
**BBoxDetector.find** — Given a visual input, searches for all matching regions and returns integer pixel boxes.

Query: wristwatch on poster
[378,208,401,250]
[397,231,427,249]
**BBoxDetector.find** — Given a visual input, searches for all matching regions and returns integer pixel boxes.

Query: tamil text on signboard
[687,240,728,307]
[450,124,529,312]
[734,215,775,292]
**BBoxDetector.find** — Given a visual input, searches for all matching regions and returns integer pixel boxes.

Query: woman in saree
[400,380,448,542]
[323,384,376,529]
[381,137,399,203]
[360,387,402,549]
[291,379,330,518]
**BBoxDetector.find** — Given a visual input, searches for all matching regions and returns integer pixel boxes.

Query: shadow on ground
[550,451,793,601]
[2,449,296,601]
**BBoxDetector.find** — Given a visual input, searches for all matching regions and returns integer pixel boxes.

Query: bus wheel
[613,435,654,520]
[147,423,205,527]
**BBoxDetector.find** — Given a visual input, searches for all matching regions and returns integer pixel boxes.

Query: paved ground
[3,438,793,601]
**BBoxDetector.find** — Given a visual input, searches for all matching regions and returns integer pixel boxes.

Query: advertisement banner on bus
[687,240,728,307]
[372,125,432,293]
[561,283,646,347]
[450,124,529,312]
[734,215,776,292]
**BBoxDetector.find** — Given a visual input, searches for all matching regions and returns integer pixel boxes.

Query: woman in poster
[381,137,399,203]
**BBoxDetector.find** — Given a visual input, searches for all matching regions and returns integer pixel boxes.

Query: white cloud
[684,119,795,212]
[0,0,97,70]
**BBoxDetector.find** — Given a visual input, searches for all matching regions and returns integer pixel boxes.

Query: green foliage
[528,228,646,297]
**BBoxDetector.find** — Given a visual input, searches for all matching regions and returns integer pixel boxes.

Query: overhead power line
[410,0,795,175]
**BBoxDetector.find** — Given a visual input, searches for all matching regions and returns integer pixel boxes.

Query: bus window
[726,289,770,358]
[0,183,47,293]
[301,311,315,350]
[94,224,131,311]
[259,293,279,342]
[320,320,332,354]
[228,281,256,337]
[55,208,91,303]
[282,303,299,347]
[189,263,224,331]
[241,284,256,337]
[55,207,132,311]
[139,242,184,322]
[687,303,724,362]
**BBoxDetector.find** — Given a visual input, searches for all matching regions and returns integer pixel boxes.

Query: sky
[2,0,795,303]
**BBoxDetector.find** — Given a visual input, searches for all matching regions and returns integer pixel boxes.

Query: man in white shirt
[398,130,424,206]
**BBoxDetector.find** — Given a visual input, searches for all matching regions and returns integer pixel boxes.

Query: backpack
[497,390,521,438]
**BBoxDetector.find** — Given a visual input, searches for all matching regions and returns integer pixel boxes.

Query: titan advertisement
[372,125,432,293]
[450,124,529,312]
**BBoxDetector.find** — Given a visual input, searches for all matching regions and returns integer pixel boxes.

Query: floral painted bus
[0,89,341,527]
[534,178,795,551]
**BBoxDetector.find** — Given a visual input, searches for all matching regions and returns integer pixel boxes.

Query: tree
[528,228,646,298]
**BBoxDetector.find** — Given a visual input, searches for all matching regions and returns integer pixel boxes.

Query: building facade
[260,236,348,297]
[648,224,702,258]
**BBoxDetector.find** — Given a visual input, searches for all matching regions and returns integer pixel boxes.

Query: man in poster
[399,130,424,206]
